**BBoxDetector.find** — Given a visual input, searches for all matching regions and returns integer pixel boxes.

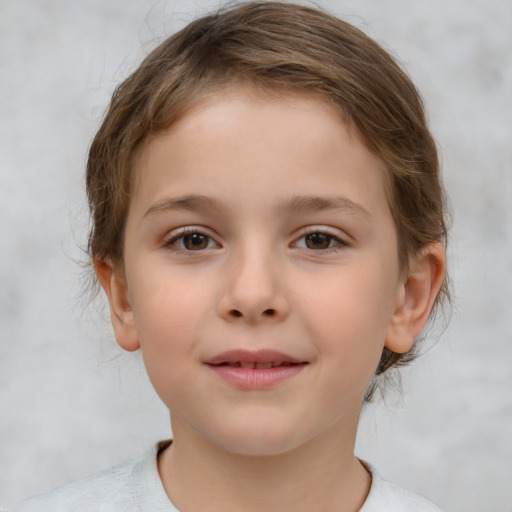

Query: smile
[216,361,299,369]
[205,350,308,389]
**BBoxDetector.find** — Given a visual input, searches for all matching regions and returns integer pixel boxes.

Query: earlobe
[385,242,446,354]
[95,258,140,352]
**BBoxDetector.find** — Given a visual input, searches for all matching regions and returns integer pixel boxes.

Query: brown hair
[86,1,450,399]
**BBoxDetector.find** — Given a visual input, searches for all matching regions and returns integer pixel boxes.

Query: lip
[204,349,308,389]
[205,349,304,366]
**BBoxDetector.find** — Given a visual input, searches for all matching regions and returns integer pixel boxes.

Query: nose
[218,243,290,324]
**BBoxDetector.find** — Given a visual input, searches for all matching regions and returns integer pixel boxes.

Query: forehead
[130,88,390,221]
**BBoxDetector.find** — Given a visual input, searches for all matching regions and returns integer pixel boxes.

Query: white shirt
[5,442,443,511]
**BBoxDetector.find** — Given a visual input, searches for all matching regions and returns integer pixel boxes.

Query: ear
[95,258,140,352]
[385,242,446,354]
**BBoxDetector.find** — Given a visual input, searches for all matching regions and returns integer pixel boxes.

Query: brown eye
[304,232,332,249]
[182,233,210,250]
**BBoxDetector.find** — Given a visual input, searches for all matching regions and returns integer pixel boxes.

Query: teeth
[255,362,273,369]
[225,361,296,369]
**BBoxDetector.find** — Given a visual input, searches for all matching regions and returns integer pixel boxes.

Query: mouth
[204,349,306,368]
[213,361,300,369]
[204,349,308,389]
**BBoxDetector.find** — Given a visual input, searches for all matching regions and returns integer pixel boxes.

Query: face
[112,90,410,456]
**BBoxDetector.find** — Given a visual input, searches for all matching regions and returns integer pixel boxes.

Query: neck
[158,416,371,512]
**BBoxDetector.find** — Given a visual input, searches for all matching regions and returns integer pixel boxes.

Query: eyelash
[293,228,347,252]
[164,227,348,253]
[165,227,219,252]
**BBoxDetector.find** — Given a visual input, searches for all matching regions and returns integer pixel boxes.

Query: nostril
[227,308,278,319]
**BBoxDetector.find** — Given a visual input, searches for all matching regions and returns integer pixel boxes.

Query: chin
[210,420,307,457]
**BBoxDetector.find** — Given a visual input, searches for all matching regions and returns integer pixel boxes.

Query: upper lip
[205,349,306,366]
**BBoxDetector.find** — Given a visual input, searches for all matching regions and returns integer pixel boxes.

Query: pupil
[306,232,330,249]
[184,233,208,250]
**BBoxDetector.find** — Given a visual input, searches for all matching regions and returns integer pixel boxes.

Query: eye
[294,230,345,251]
[166,230,218,251]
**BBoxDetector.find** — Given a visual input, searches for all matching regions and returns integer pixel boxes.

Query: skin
[97,89,445,512]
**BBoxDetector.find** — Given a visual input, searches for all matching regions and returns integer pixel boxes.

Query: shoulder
[4,457,139,512]
[361,462,443,512]
[4,442,175,512]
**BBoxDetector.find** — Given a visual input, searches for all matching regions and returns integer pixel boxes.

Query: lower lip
[207,364,306,389]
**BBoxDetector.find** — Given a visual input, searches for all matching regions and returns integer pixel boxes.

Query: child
[7,1,449,511]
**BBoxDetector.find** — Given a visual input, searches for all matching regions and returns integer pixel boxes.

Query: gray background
[1,0,511,510]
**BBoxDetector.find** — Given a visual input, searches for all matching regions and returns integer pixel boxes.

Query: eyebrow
[143,194,224,218]
[276,195,371,219]
[143,193,371,219]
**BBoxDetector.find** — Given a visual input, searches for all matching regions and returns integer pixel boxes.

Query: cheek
[299,259,398,369]
[127,267,214,396]
[134,286,198,344]
[129,261,215,337]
